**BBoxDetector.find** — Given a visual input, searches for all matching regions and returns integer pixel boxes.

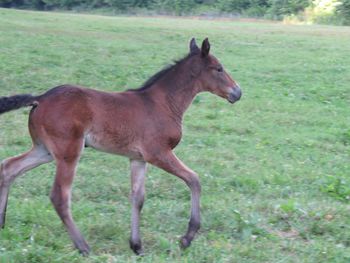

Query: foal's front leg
[146,151,201,249]
[129,159,147,255]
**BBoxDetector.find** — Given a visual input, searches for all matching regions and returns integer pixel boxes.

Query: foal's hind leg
[129,159,147,255]
[49,140,90,255]
[0,145,53,228]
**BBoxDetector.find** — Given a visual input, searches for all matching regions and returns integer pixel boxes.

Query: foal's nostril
[228,86,242,103]
[234,86,242,100]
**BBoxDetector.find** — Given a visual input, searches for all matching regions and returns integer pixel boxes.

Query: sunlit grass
[0,8,349,262]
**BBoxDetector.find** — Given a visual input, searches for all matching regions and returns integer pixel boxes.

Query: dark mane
[130,53,194,92]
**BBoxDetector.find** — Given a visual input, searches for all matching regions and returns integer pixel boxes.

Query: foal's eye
[217,67,223,73]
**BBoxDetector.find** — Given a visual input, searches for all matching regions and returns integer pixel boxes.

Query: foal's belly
[84,132,143,160]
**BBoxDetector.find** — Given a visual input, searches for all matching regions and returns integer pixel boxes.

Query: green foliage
[321,175,350,202]
[54,0,86,9]
[0,0,13,7]
[304,0,344,25]
[341,129,350,145]
[41,0,61,9]
[232,210,268,240]
[266,0,310,19]
[217,0,270,16]
[0,0,350,25]
[337,0,350,24]
[245,0,270,16]
[104,0,129,10]
[279,199,297,214]
[217,0,251,12]
[152,0,196,15]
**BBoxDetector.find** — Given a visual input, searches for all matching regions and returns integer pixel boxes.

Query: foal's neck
[149,72,199,122]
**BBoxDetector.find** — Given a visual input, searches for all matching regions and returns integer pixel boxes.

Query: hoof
[76,241,90,256]
[0,215,5,229]
[130,240,144,256]
[180,236,192,249]
[79,249,90,257]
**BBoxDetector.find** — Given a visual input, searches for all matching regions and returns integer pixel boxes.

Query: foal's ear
[189,38,200,54]
[201,38,210,57]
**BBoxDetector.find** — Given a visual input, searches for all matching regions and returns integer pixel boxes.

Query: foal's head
[189,38,242,104]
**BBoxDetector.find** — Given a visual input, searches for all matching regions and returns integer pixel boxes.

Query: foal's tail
[0,94,38,115]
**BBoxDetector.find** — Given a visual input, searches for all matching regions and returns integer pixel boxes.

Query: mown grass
[0,8,349,263]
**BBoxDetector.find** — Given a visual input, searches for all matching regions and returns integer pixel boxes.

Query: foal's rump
[27,85,94,145]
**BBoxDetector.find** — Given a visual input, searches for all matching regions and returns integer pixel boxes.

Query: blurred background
[1,0,350,26]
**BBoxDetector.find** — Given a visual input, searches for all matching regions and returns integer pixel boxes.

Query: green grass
[0,8,350,262]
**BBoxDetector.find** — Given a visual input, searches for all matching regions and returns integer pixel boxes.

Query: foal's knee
[188,172,201,193]
[49,189,59,208]
[50,185,67,210]
[131,188,145,210]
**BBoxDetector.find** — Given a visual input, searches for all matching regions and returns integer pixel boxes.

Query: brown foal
[0,38,241,255]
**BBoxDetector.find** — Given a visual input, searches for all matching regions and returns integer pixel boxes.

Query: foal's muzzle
[228,86,242,104]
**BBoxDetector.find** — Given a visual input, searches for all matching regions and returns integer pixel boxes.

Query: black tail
[0,94,38,115]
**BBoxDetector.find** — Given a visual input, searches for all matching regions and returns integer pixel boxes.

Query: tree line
[1,0,349,25]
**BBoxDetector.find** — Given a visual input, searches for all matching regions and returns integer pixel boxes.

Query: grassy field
[0,8,349,263]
